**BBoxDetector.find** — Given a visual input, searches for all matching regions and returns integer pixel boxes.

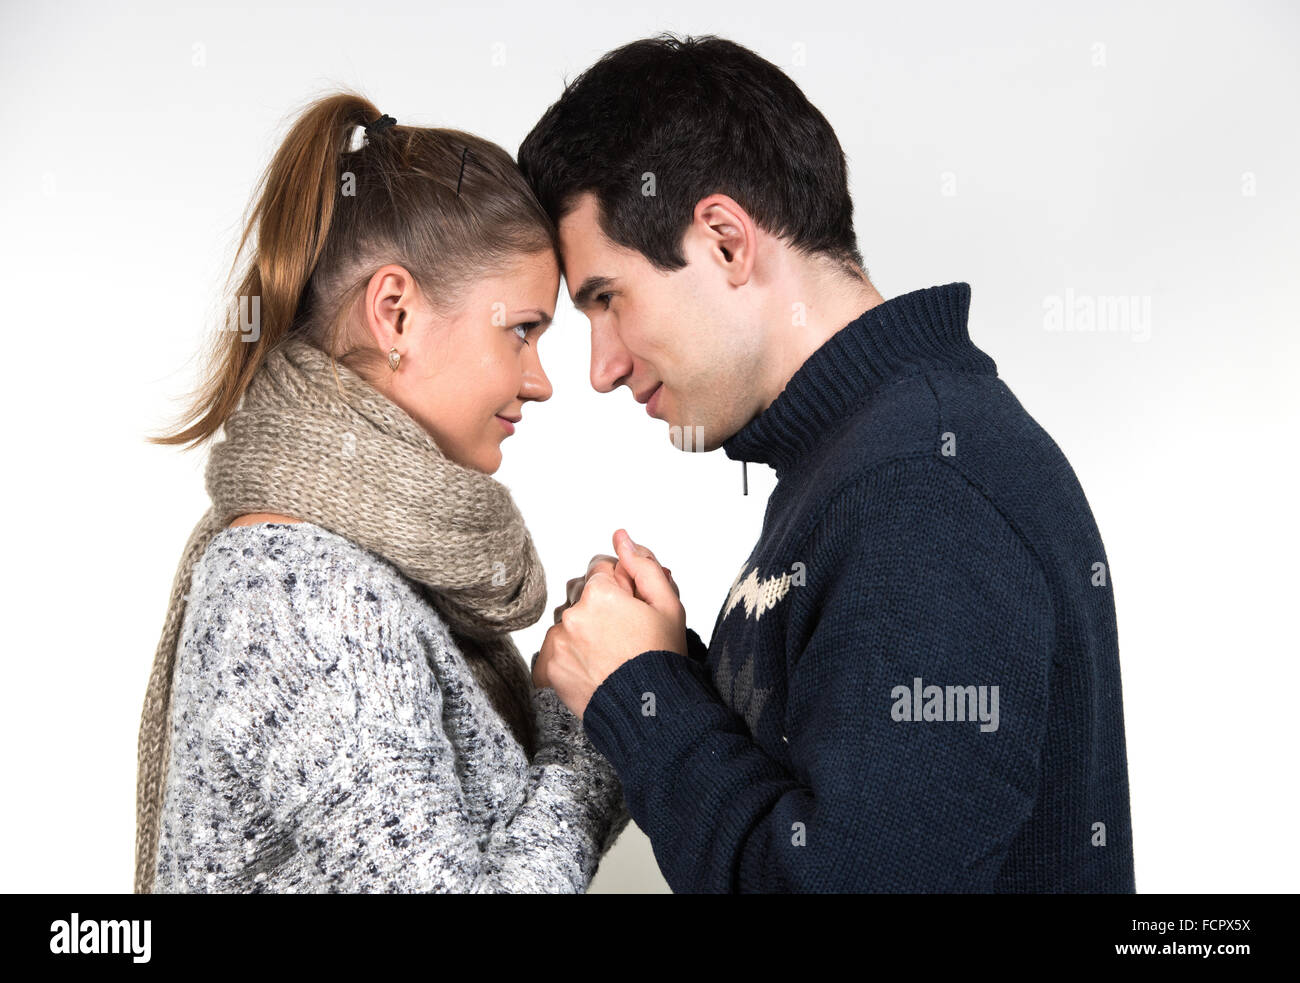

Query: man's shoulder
[814,368,1067,492]
[805,369,984,489]
[806,368,1104,580]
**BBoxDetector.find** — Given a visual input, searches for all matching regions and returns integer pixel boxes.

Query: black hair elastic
[365,113,397,136]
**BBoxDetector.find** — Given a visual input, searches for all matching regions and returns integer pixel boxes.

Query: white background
[1,0,1296,893]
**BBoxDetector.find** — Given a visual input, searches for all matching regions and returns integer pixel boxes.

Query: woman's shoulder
[180,521,472,731]
[190,523,415,639]
[195,521,409,597]
[186,520,457,661]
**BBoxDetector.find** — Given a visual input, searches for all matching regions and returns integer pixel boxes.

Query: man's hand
[552,552,679,625]
[534,529,687,719]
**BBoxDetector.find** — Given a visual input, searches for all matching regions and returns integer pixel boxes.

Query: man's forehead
[557,194,616,304]
[557,195,602,262]
[557,191,601,241]
[559,189,603,228]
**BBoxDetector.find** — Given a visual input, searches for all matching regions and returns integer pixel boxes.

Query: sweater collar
[722,282,996,478]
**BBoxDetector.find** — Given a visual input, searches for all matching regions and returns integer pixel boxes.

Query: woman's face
[361,250,559,474]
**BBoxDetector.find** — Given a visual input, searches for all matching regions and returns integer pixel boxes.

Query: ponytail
[149,93,376,449]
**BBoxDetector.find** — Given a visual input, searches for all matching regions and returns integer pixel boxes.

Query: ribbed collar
[722,282,996,477]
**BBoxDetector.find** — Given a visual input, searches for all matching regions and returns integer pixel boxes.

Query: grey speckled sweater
[153,521,630,893]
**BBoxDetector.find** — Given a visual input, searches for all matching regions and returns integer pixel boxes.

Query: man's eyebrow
[571,275,615,311]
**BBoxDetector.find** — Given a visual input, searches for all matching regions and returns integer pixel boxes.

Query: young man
[522,33,1136,893]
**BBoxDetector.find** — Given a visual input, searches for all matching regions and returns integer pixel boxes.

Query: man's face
[557,192,762,452]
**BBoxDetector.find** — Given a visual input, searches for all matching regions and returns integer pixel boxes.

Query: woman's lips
[495,415,515,435]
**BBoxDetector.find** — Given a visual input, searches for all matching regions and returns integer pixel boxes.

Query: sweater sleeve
[205,561,628,893]
[684,626,708,663]
[579,460,1054,892]
[531,625,706,672]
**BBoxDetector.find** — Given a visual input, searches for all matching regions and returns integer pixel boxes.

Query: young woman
[134,92,629,893]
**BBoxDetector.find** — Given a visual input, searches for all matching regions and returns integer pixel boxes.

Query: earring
[388,347,401,371]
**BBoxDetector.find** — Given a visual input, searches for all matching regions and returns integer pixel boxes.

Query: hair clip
[456,146,469,196]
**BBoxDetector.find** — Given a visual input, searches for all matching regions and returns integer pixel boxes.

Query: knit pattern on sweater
[153,522,629,893]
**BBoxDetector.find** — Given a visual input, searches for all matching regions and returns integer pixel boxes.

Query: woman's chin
[480,444,504,475]
[446,442,501,476]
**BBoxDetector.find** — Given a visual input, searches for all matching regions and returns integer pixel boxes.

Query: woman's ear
[363,264,417,351]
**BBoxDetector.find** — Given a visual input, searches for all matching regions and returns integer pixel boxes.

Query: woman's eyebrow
[514,309,554,326]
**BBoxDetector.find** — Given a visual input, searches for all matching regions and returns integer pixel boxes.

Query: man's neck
[760,271,885,416]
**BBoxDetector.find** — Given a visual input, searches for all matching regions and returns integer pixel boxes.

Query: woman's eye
[513,322,540,344]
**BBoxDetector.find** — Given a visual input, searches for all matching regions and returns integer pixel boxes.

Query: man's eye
[596,292,613,310]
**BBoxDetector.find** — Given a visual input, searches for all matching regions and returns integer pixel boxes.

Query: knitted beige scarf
[133,334,548,893]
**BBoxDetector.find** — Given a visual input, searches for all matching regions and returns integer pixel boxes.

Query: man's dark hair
[518,33,867,279]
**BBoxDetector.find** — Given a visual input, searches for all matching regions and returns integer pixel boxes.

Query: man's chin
[665,416,713,453]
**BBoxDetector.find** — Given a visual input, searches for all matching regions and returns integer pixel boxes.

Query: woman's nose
[521,349,553,403]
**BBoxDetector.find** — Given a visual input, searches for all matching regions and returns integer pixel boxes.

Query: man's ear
[692,193,758,286]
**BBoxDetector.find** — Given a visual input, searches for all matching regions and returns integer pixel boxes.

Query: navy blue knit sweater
[581,282,1136,893]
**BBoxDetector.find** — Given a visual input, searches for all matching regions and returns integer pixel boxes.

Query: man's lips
[637,382,663,414]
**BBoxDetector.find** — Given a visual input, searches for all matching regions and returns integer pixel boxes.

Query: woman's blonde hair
[150,88,558,451]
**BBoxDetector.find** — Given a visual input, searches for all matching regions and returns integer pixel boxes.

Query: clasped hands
[532,529,687,720]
